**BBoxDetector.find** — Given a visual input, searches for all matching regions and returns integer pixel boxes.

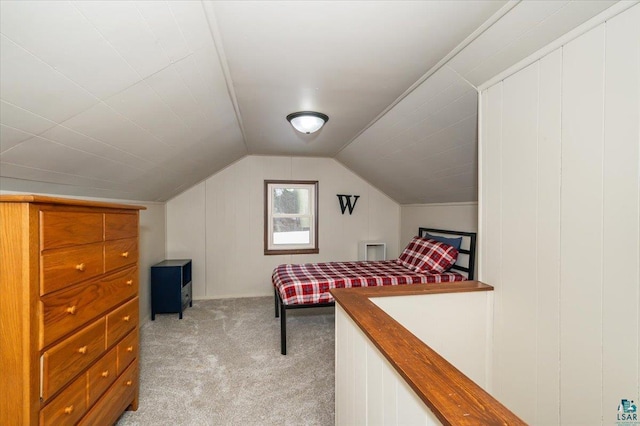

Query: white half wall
[480,4,640,425]
[371,291,492,389]
[335,304,443,426]
[165,155,400,299]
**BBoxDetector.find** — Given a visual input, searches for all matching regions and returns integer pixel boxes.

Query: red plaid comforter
[272,260,465,305]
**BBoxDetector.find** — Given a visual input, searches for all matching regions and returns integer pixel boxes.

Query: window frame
[264,180,319,255]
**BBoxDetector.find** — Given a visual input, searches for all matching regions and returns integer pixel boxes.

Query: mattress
[272,260,465,305]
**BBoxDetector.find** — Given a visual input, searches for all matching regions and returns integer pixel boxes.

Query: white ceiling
[0,1,618,203]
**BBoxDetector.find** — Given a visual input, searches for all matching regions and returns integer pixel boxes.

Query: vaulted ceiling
[0,1,617,203]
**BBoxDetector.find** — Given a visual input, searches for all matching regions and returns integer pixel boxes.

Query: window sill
[264,248,319,255]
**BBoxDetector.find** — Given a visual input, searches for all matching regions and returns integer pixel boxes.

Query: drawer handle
[66,305,77,315]
[101,370,109,378]
[123,315,130,322]
[126,346,134,353]
[64,405,74,415]
[125,380,133,386]
[126,279,133,286]
[78,346,87,354]
[121,251,129,258]
[75,263,86,272]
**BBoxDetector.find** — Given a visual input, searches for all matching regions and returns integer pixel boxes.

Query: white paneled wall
[166,156,400,299]
[400,202,478,245]
[480,5,640,424]
[166,182,207,298]
[335,305,442,426]
[137,203,167,323]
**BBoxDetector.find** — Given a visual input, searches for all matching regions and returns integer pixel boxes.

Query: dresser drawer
[117,329,138,375]
[39,372,87,426]
[106,297,138,348]
[105,238,137,272]
[41,318,106,401]
[87,347,117,407]
[40,243,103,295]
[40,210,103,250]
[41,267,138,349]
[78,362,138,426]
[105,213,138,241]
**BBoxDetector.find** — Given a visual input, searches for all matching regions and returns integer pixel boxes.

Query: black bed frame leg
[274,288,279,318]
[280,302,287,355]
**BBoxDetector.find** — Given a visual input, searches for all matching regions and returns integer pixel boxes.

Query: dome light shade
[286,111,329,134]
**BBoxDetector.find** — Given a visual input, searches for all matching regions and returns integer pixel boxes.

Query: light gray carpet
[116,297,335,426]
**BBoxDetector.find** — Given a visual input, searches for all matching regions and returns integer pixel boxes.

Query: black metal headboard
[418,227,477,280]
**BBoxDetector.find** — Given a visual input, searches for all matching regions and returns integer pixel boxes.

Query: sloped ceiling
[0,1,618,203]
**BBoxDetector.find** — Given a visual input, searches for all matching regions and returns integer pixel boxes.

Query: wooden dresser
[0,195,145,426]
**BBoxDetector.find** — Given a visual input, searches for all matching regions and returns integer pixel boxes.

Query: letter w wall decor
[337,194,360,215]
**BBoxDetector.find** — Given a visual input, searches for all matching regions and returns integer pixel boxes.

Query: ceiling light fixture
[286,111,329,134]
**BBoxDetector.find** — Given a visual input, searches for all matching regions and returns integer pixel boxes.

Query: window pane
[272,217,311,244]
[272,188,309,215]
[264,180,318,254]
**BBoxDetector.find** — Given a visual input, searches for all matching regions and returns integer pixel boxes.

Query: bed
[272,228,477,354]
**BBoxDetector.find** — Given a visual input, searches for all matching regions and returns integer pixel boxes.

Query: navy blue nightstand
[151,259,192,320]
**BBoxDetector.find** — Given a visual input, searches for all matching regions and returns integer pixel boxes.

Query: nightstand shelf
[358,241,386,261]
[151,259,192,320]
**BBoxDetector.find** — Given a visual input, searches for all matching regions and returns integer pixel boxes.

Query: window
[264,180,318,255]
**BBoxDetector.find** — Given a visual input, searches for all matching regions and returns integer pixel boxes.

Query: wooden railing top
[331,281,527,426]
